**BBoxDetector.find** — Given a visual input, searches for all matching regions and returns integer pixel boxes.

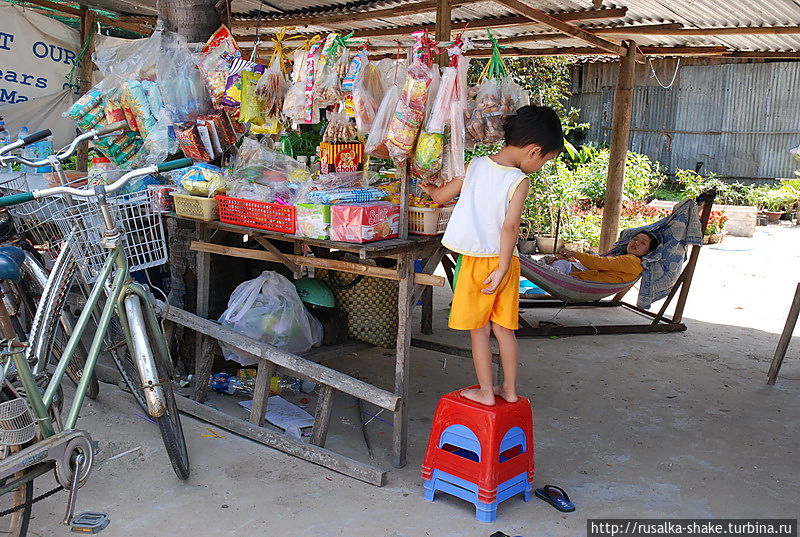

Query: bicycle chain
[0,484,63,518]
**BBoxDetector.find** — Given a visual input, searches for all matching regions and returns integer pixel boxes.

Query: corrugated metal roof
[69,0,800,54]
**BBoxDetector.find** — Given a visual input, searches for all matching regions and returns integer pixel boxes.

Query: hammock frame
[514,190,716,337]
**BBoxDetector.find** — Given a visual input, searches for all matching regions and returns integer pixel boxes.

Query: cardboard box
[320,142,364,174]
[330,202,400,243]
[296,203,332,239]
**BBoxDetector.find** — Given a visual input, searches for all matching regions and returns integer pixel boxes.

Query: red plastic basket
[216,195,296,234]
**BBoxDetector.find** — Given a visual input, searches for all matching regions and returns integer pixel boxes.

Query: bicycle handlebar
[156,158,193,173]
[0,192,34,207]
[0,122,127,167]
[21,129,52,146]
[0,158,194,207]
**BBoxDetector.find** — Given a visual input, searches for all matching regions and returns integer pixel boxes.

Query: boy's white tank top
[441,156,527,257]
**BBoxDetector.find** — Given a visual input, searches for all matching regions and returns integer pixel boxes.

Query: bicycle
[0,133,192,534]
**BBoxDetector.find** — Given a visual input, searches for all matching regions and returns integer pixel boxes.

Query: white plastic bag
[219,271,322,365]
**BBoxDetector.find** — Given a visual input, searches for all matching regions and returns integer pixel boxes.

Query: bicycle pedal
[69,512,110,534]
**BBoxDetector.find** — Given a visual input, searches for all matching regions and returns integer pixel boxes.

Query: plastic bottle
[17,126,53,174]
[87,156,113,186]
[0,121,10,173]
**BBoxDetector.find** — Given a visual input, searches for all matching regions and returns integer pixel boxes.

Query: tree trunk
[157,0,224,43]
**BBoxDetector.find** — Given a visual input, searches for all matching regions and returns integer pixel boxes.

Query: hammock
[519,255,637,303]
[518,199,703,305]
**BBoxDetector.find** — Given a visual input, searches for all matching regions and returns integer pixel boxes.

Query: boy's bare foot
[493,385,519,403]
[460,388,496,406]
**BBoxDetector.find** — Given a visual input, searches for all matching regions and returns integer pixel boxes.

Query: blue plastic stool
[423,469,532,523]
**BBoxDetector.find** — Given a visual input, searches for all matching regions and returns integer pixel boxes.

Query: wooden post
[671,200,712,323]
[767,283,800,385]
[435,0,451,67]
[193,223,214,402]
[598,40,637,253]
[399,161,410,241]
[392,254,414,468]
[76,7,96,173]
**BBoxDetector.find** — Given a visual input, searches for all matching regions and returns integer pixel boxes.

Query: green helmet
[294,278,335,308]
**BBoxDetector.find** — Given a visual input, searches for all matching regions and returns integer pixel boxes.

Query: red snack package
[175,122,211,162]
[208,112,237,147]
[330,202,400,243]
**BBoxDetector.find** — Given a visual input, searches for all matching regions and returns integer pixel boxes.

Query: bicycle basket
[0,398,36,447]
[53,188,169,284]
[0,174,81,262]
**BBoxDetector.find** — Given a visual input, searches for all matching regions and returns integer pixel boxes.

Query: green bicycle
[0,139,193,535]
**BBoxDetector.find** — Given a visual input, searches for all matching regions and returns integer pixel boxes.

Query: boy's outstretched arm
[483,178,530,294]
[419,178,463,205]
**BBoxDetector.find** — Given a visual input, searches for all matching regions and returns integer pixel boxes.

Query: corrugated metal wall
[568,60,800,180]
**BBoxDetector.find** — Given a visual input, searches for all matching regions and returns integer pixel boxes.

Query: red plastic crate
[216,195,296,234]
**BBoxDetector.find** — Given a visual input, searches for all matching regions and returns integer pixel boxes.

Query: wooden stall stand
[163,217,447,485]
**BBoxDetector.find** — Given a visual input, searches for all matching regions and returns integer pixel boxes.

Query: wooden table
[162,217,448,485]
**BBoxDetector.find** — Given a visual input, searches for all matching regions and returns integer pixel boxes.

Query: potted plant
[527,161,577,254]
[703,211,728,244]
[760,189,793,222]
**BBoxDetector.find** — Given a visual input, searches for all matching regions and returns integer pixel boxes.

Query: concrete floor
[23,225,800,537]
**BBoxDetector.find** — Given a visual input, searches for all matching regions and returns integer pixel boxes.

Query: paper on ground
[239,396,314,438]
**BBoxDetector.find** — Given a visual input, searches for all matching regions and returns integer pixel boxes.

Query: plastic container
[148,184,177,213]
[170,192,219,221]
[217,195,296,234]
[408,205,454,236]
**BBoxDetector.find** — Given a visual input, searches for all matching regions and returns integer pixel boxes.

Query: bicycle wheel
[140,303,190,480]
[22,244,99,400]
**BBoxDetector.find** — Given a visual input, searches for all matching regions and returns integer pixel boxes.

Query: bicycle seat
[0,245,24,281]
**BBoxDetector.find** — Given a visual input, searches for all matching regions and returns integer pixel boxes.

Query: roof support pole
[599,40,637,253]
[435,0,451,66]
[76,7,96,173]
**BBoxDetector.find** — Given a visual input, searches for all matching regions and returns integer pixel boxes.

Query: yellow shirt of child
[570,252,643,283]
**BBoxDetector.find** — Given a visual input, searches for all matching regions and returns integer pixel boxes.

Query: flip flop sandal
[534,485,575,513]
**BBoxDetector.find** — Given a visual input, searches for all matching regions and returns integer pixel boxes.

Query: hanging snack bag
[384,61,433,161]
[352,59,384,135]
[254,56,289,119]
[364,84,400,159]
[197,26,242,107]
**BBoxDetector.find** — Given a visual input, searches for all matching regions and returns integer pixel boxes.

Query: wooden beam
[155,302,401,412]
[492,0,625,55]
[189,241,446,287]
[465,45,735,58]
[639,25,800,36]
[232,0,464,30]
[176,395,387,486]
[599,40,637,253]
[232,7,628,38]
[20,0,151,34]
[434,0,451,67]
[726,51,800,59]
[485,23,685,45]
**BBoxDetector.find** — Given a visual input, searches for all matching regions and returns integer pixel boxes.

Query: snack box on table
[296,203,332,239]
[320,142,364,174]
[330,202,400,243]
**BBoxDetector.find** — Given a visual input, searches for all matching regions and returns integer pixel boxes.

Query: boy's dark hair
[503,105,564,154]
[638,230,660,254]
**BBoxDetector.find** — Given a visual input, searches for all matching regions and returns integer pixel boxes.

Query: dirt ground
[25,225,800,537]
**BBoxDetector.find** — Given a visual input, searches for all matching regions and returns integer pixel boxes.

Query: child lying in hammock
[546,231,659,283]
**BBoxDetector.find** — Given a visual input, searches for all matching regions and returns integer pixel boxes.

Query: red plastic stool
[421,387,534,504]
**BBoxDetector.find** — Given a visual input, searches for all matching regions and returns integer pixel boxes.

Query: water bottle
[0,121,10,173]
[17,126,32,173]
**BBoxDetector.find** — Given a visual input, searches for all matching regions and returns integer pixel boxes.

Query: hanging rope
[478,30,508,81]
[66,29,95,88]
[648,57,681,89]
[269,27,309,71]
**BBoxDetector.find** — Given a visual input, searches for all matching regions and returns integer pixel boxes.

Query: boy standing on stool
[421,106,563,406]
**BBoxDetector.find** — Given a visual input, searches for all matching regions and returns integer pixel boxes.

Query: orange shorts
[448,255,520,331]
